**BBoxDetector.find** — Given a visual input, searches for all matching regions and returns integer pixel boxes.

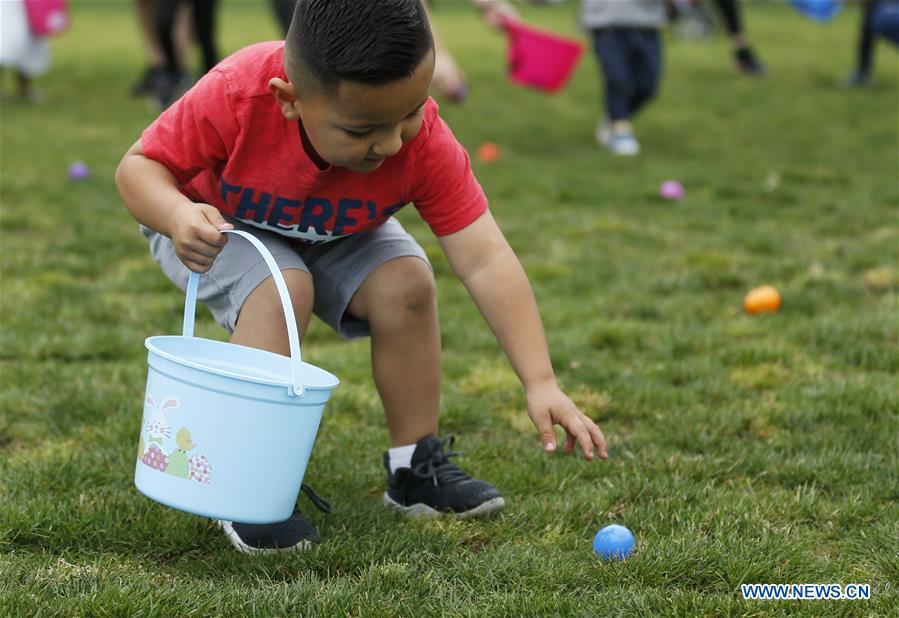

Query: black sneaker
[154,70,194,110]
[218,484,331,554]
[129,66,165,97]
[735,47,767,76]
[383,434,505,519]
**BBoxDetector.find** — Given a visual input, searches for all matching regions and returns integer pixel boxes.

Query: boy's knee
[242,268,314,334]
[282,268,315,309]
[370,259,436,318]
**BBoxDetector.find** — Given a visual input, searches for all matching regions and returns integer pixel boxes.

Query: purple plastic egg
[68,161,90,181]
[659,180,684,200]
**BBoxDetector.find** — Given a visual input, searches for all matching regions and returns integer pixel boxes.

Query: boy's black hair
[285,0,434,91]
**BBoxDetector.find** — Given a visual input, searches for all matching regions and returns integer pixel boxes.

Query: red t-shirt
[141,42,487,243]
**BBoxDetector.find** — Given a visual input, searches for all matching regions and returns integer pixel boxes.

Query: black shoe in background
[154,70,194,110]
[383,434,505,519]
[130,66,165,97]
[735,47,767,76]
[218,484,331,554]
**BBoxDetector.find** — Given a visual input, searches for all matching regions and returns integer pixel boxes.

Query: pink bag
[24,0,70,37]
[504,19,584,93]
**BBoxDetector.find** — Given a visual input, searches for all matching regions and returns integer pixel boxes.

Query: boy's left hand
[526,383,608,461]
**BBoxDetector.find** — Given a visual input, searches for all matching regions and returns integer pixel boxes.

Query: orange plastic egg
[743,285,781,315]
[477,142,501,164]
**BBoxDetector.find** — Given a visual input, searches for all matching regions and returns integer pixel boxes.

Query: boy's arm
[115,140,233,273]
[438,211,607,461]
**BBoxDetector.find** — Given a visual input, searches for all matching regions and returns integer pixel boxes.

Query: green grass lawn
[1,1,897,615]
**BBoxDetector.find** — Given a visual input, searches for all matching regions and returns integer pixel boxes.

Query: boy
[116,0,607,554]
[584,0,666,155]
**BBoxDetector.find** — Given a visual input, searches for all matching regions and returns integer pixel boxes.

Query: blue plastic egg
[592,524,634,560]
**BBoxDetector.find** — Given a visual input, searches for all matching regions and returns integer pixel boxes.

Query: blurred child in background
[584,0,666,156]
[0,0,52,102]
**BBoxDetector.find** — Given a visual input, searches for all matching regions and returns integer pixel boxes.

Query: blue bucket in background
[134,230,339,524]
[789,0,843,23]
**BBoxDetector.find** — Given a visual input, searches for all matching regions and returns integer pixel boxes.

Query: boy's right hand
[169,203,234,273]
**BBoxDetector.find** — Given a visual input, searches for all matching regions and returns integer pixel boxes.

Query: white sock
[388,443,417,473]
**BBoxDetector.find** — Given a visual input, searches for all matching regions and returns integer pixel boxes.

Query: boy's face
[271,50,435,173]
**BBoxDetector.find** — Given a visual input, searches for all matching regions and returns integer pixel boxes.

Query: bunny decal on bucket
[144,395,177,447]
[137,394,213,484]
[134,230,339,524]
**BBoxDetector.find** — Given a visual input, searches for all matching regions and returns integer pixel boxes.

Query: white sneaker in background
[608,132,640,156]
[596,119,612,147]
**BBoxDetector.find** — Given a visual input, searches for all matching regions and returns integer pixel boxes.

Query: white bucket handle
[182,229,306,397]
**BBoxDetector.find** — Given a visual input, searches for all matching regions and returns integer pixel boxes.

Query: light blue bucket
[134,230,339,524]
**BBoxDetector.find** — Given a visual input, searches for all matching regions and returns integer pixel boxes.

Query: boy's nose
[372,128,403,158]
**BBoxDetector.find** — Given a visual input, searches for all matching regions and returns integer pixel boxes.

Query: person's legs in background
[627,30,662,120]
[14,71,41,103]
[174,1,192,68]
[154,0,190,107]
[592,28,641,156]
[871,0,899,44]
[154,0,219,108]
[190,0,219,74]
[269,0,296,37]
[132,0,190,97]
[848,0,880,85]
[131,0,165,95]
[712,0,766,75]
[848,0,899,85]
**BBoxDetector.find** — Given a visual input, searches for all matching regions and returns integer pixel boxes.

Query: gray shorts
[141,216,430,339]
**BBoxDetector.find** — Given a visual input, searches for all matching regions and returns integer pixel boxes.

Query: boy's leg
[349,260,503,518]
[231,268,314,354]
[346,257,441,447]
[591,29,634,123]
[304,218,503,518]
[592,29,640,155]
[628,30,662,118]
[300,219,440,447]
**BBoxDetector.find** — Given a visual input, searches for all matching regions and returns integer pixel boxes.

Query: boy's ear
[268,77,301,120]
